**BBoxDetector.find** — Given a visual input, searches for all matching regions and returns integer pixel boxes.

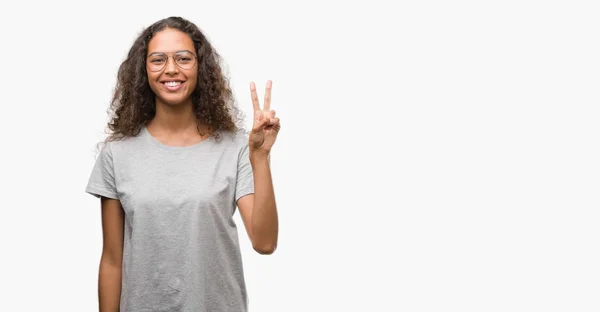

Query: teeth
[164,81,182,87]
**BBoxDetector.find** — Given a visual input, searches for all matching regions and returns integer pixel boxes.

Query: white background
[0,0,598,311]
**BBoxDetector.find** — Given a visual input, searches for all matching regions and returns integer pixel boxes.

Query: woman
[85,16,280,312]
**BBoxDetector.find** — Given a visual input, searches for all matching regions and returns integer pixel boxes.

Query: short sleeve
[235,142,255,202]
[85,143,119,199]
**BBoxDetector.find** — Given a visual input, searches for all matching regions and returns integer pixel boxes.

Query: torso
[109,126,253,311]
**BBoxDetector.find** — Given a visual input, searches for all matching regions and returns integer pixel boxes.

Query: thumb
[254,111,269,130]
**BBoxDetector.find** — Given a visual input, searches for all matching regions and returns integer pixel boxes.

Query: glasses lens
[175,52,196,69]
[148,54,167,72]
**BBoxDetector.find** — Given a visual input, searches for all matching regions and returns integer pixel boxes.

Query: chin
[158,94,192,106]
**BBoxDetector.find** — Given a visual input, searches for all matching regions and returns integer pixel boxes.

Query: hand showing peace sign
[249,80,280,154]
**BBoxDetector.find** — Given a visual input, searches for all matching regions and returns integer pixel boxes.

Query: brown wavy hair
[102,16,244,145]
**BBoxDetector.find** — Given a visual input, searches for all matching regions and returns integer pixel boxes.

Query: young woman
[85,16,280,312]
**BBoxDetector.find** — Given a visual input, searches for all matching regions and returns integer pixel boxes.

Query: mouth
[161,80,185,91]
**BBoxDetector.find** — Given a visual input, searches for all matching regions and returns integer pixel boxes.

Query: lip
[161,80,185,92]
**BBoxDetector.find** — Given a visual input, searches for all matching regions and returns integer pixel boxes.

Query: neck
[149,98,200,133]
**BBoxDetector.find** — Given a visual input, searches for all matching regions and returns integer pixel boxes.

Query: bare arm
[98,197,124,312]
[238,153,278,255]
[238,80,281,255]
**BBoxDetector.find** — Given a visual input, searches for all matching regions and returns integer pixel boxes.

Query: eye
[176,54,193,63]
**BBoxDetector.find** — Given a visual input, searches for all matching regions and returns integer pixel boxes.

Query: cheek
[186,71,198,90]
[147,73,161,91]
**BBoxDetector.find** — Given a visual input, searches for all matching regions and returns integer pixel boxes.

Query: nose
[164,56,179,74]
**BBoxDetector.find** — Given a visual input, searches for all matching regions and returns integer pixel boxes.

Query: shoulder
[214,128,250,148]
[212,128,251,160]
[97,130,144,158]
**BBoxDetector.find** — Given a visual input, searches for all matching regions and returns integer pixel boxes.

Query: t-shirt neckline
[142,125,214,151]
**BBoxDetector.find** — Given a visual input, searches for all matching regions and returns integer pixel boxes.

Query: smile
[162,81,185,91]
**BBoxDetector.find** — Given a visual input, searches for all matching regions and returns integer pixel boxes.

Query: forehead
[148,28,195,53]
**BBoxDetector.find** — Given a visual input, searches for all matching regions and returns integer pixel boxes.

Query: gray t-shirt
[86,126,254,311]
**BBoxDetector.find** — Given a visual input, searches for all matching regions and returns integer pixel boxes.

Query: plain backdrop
[0,0,598,311]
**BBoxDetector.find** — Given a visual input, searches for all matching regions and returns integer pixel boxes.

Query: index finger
[250,81,260,111]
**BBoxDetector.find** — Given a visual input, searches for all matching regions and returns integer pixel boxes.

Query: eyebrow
[147,50,194,56]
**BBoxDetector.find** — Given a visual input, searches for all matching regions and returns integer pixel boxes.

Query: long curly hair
[103,16,244,144]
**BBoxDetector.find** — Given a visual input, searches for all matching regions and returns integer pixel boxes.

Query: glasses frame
[146,50,198,72]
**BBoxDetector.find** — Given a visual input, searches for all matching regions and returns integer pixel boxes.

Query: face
[146,28,198,107]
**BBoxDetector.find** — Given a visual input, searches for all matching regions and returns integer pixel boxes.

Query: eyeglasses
[146,50,197,72]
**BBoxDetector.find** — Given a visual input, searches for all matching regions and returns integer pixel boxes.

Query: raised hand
[249,80,280,154]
